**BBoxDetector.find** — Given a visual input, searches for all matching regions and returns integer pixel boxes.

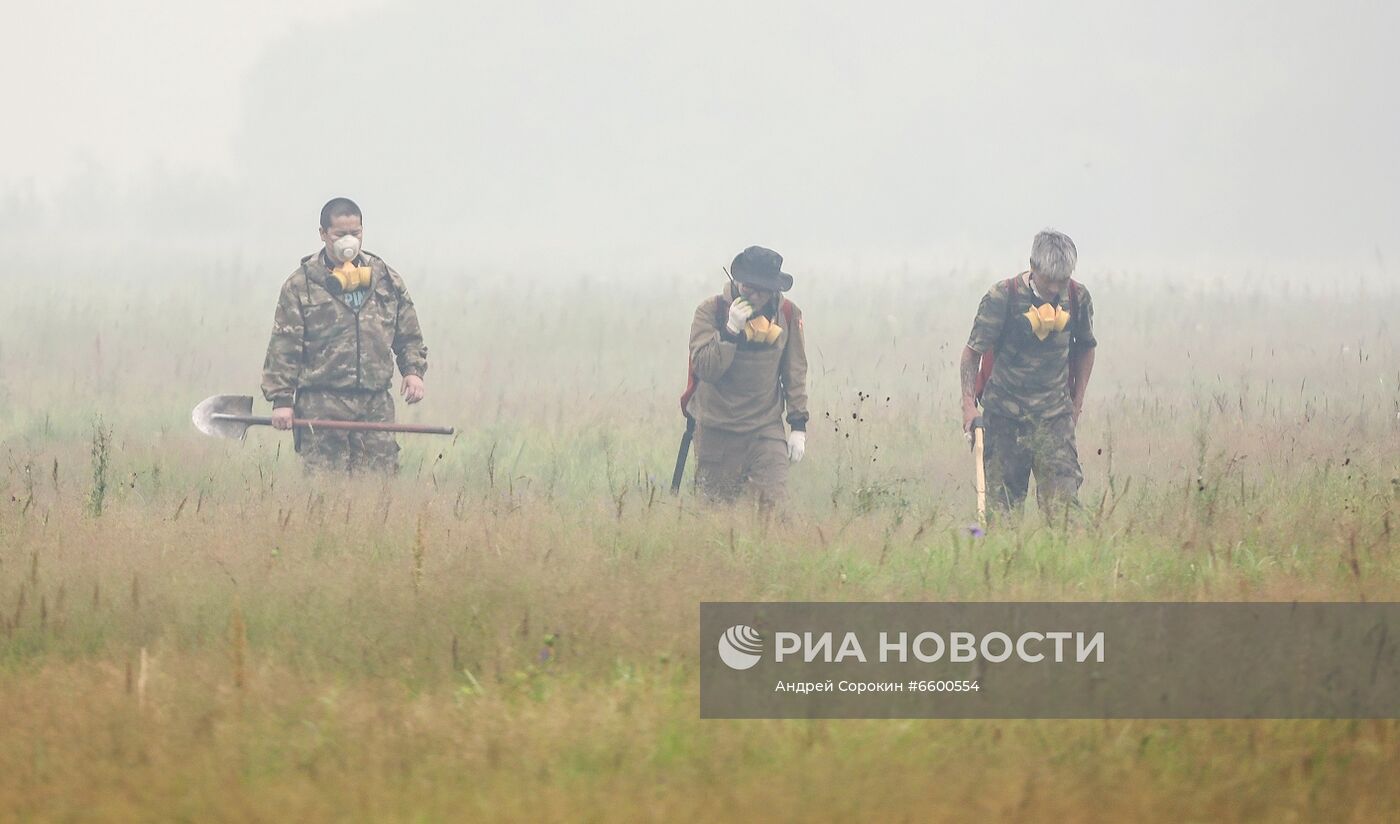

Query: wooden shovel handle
[294,418,455,435]
[213,414,454,436]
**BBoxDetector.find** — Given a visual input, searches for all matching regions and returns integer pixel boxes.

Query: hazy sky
[6,0,1398,276]
[3,0,381,185]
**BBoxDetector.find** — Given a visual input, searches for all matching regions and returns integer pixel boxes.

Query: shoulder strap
[680,364,699,417]
[1067,279,1080,341]
[974,277,1019,404]
[997,275,1019,349]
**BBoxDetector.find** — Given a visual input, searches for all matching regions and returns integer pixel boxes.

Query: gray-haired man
[959,230,1097,521]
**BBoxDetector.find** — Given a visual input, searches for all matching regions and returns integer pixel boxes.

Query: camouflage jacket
[686,282,809,437]
[967,273,1096,420]
[261,250,429,408]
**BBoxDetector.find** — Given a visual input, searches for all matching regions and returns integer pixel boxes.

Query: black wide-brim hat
[730,246,794,292]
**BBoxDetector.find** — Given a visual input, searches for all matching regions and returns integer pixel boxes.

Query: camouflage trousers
[694,424,789,509]
[982,412,1082,523]
[293,388,400,475]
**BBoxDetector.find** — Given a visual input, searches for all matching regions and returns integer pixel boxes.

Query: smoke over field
[0,258,1397,820]
[4,0,1400,819]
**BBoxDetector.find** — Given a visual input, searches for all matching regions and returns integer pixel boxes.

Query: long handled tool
[192,395,454,440]
[970,416,987,524]
[670,415,696,494]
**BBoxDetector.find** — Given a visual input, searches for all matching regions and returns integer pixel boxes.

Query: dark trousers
[983,412,1082,523]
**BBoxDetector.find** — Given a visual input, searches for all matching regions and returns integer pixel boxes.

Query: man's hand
[787,430,806,463]
[402,374,426,404]
[962,402,979,436]
[725,298,754,335]
[272,407,294,431]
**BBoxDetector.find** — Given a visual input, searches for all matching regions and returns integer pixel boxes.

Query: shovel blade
[192,394,254,440]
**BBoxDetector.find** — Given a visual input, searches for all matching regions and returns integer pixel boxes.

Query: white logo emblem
[718,624,764,670]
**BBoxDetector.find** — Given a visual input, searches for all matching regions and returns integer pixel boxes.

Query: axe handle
[211,414,454,435]
[973,426,987,524]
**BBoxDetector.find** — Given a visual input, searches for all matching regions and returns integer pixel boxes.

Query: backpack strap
[1068,279,1080,339]
[679,365,699,418]
[974,276,1020,404]
[1067,279,1083,398]
[1003,275,1020,336]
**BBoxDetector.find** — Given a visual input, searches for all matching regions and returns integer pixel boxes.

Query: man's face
[1032,270,1069,301]
[738,283,775,309]
[320,214,363,256]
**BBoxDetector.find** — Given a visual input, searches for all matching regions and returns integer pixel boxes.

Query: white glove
[787,430,806,463]
[725,298,754,335]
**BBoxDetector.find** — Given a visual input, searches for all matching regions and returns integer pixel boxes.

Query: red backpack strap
[1066,279,1083,396]
[679,366,699,417]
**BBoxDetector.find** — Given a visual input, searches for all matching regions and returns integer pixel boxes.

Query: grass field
[1,260,1398,821]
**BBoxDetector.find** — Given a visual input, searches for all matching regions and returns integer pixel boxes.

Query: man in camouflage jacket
[261,198,429,474]
[959,229,1096,522]
[686,246,809,509]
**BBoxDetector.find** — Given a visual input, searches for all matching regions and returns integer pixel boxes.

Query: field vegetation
[1,262,1397,821]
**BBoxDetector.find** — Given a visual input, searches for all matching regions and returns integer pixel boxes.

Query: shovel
[192,395,455,440]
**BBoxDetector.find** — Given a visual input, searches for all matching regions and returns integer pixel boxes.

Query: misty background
[0,0,1396,521]
[4,0,1397,283]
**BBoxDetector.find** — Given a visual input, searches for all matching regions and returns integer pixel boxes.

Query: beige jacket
[686,283,808,437]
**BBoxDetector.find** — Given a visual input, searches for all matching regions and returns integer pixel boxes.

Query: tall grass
[87,416,110,517]
[0,261,1396,821]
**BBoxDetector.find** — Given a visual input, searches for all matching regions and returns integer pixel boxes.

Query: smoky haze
[5,0,1397,280]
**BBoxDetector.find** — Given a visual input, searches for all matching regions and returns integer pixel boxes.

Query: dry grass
[0,262,1397,821]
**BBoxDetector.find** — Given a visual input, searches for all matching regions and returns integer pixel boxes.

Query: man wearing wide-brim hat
[684,246,809,508]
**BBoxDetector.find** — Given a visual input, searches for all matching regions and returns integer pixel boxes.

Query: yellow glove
[1024,303,1070,340]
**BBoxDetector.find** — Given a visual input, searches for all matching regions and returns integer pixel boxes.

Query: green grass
[0,264,1397,821]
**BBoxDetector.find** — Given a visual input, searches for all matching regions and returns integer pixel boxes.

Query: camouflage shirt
[261,250,429,408]
[966,273,1096,420]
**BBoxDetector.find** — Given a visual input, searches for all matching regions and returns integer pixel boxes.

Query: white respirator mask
[331,234,362,263]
